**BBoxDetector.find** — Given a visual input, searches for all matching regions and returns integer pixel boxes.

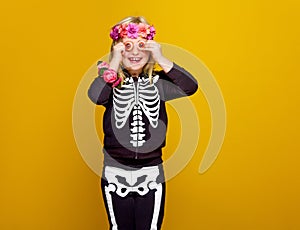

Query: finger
[138,46,154,52]
[142,44,155,50]
[147,40,161,48]
[115,42,125,48]
[116,43,125,51]
[146,40,157,45]
[146,42,160,50]
[113,43,125,56]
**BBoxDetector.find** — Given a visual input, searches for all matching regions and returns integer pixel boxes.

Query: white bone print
[104,166,164,229]
[113,75,160,147]
[104,165,160,197]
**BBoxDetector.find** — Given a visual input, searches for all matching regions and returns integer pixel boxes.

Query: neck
[128,69,142,78]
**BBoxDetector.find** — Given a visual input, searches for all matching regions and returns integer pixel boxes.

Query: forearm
[156,55,174,73]
[109,56,121,72]
[167,63,198,95]
[87,61,113,105]
[161,63,198,100]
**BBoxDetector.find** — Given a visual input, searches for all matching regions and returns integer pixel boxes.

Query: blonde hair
[109,16,155,85]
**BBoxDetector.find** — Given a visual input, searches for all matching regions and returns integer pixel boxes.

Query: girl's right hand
[109,42,125,71]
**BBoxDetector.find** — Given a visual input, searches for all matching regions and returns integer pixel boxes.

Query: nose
[132,45,139,55]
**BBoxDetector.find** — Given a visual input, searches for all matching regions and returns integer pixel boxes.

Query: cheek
[122,52,129,58]
[142,52,151,60]
[121,54,129,63]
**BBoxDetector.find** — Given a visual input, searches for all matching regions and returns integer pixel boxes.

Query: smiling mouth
[129,57,142,63]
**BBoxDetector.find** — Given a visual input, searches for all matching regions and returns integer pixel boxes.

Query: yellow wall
[1,0,300,229]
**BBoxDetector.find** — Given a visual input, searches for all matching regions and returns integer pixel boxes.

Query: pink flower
[112,77,122,88]
[110,26,120,40]
[97,61,109,69]
[102,69,118,83]
[119,24,128,38]
[138,23,148,38]
[126,23,139,39]
[97,61,110,75]
[109,22,156,41]
[147,25,156,40]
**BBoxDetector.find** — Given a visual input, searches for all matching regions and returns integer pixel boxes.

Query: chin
[130,65,144,71]
[123,57,149,75]
[125,63,147,73]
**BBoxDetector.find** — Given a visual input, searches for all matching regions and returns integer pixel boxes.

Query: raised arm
[143,40,198,100]
[88,42,125,105]
[159,62,198,101]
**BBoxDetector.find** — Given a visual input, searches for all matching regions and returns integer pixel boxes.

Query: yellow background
[1,0,300,229]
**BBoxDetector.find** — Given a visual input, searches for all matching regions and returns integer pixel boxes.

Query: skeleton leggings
[101,165,166,230]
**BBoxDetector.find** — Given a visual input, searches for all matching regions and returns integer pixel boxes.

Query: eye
[124,41,133,51]
[138,41,145,49]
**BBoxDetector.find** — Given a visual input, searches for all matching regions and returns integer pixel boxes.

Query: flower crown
[110,22,156,41]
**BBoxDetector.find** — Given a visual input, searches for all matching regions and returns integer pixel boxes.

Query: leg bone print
[113,75,160,147]
[103,165,163,230]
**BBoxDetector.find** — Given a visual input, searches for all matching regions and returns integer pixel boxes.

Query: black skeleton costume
[88,61,198,230]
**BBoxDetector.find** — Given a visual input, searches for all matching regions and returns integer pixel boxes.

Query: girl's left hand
[142,40,174,72]
[142,40,164,63]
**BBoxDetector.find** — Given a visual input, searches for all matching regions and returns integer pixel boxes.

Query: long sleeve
[159,62,198,101]
[87,61,113,105]
[88,76,113,105]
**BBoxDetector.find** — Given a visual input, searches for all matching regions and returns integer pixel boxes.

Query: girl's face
[121,38,150,75]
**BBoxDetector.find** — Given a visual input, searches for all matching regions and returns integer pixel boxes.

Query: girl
[88,16,198,230]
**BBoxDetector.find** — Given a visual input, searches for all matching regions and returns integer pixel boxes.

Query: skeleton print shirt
[88,62,198,165]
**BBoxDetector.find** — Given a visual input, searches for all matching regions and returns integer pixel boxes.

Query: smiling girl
[88,16,198,230]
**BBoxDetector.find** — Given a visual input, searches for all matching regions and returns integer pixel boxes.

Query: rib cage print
[113,75,160,147]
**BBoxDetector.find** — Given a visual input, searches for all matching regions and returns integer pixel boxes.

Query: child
[88,16,198,230]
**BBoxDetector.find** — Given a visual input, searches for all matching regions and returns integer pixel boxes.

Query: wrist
[109,56,122,72]
[156,56,173,73]
[97,61,122,88]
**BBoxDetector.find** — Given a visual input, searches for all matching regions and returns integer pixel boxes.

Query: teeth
[129,58,142,61]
